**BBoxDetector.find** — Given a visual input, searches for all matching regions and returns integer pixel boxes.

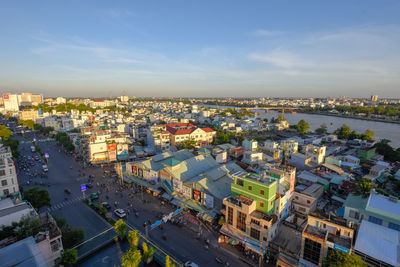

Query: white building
[0,145,19,198]
[56,97,66,104]
[3,94,20,111]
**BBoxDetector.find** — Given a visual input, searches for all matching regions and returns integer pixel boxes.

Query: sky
[0,1,400,98]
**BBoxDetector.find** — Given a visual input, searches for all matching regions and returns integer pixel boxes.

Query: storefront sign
[181,185,191,198]
[204,193,214,208]
[192,190,201,202]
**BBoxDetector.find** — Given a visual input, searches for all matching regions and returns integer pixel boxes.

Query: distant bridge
[231,107,299,112]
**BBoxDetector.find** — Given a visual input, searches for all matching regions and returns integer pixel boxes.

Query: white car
[114,209,126,218]
[184,261,199,267]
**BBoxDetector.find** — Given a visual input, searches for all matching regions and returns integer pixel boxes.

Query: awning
[149,188,161,194]
[171,198,181,207]
[161,193,173,201]
[123,177,134,184]
[244,237,267,255]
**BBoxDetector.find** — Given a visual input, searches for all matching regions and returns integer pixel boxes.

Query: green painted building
[231,173,277,215]
[357,147,376,162]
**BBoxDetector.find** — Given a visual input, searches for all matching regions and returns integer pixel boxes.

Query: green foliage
[335,105,400,117]
[296,119,310,134]
[127,230,139,248]
[323,250,366,267]
[374,139,400,162]
[2,138,20,158]
[165,255,175,267]
[60,249,78,267]
[121,248,142,267]
[354,178,373,198]
[0,125,13,140]
[219,108,254,119]
[53,216,67,229]
[18,119,35,130]
[181,139,197,149]
[315,123,328,134]
[115,219,127,240]
[54,132,74,151]
[0,215,42,241]
[218,216,225,225]
[334,125,375,141]
[62,226,85,249]
[23,187,51,210]
[34,124,54,135]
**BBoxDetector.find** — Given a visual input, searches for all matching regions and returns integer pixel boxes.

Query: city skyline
[1,1,400,98]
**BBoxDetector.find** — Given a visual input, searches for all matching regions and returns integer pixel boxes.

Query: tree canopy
[296,119,310,134]
[121,248,142,267]
[23,187,51,210]
[315,123,328,134]
[127,230,139,248]
[0,125,12,140]
[60,249,77,267]
[323,250,366,267]
[115,219,127,240]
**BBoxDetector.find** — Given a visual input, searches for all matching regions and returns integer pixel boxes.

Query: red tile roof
[201,127,215,133]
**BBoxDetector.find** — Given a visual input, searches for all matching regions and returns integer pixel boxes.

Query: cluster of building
[2,93,400,266]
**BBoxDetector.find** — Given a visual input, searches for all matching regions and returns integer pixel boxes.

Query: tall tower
[109,91,113,99]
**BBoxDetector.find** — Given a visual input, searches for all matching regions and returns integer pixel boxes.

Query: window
[3,189,9,195]
[248,186,252,190]
[227,207,233,225]
[250,228,260,240]
[368,216,382,225]
[236,211,246,232]
[0,170,5,176]
[260,190,264,195]
[9,169,12,174]
[260,202,264,207]
[389,222,400,231]
[236,179,244,186]
[1,180,7,186]
[303,238,321,265]
[307,200,311,204]
[295,196,299,200]
[264,225,268,230]
[251,219,260,226]
[349,210,360,220]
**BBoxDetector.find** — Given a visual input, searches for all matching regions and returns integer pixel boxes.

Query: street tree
[323,250,366,267]
[315,123,328,134]
[23,187,51,210]
[60,249,77,267]
[62,226,85,249]
[0,125,12,140]
[335,124,351,139]
[115,219,127,240]
[121,248,142,267]
[127,230,139,248]
[165,255,176,267]
[296,119,310,134]
[363,129,375,140]
[182,138,197,150]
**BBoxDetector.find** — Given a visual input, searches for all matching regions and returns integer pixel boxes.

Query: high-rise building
[0,145,19,199]
[371,95,379,102]
[3,94,20,111]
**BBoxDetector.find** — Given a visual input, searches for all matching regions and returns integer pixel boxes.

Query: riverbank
[297,111,400,125]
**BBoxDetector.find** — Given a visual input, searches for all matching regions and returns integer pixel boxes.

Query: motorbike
[162,234,167,240]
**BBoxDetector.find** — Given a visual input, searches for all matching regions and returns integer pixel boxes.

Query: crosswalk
[47,196,84,212]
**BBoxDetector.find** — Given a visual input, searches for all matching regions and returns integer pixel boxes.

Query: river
[202,105,400,148]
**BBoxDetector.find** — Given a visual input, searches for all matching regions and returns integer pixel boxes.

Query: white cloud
[249,50,313,69]
[252,29,285,37]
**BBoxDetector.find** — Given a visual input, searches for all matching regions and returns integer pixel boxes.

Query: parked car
[64,188,71,194]
[184,261,199,267]
[86,183,93,188]
[114,209,126,218]
[102,202,111,210]
[90,193,99,200]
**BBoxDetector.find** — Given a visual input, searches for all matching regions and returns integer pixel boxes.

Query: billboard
[107,143,117,161]
[192,190,201,202]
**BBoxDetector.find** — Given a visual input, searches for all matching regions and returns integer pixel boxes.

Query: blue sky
[1,1,400,98]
